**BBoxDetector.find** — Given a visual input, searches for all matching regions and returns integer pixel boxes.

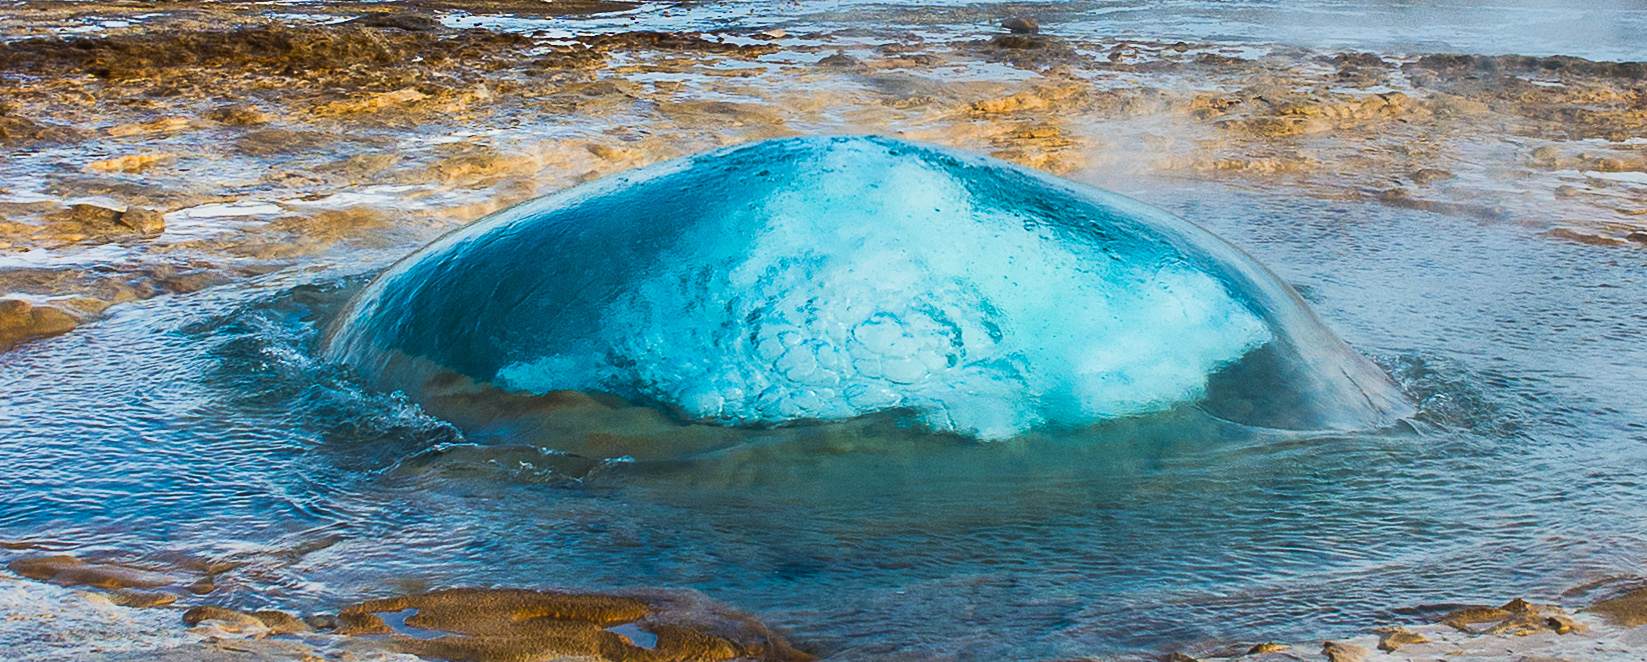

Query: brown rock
[1002,17,1039,34]
[183,605,269,633]
[817,51,861,68]
[1376,627,1428,652]
[1587,587,1647,626]
[1165,652,1201,662]
[1246,642,1288,654]
[252,610,313,635]
[118,207,165,234]
[207,105,273,125]
[1320,640,1369,662]
[105,588,178,608]
[187,575,217,595]
[337,587,809,662]
[1441,605,1512,631]
[7,555,183,590]
[1545,613,1589,634]
[0,300,79,351]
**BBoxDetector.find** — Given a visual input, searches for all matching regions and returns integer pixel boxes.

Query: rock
[251,610,312,635]
[85,153,175,174]
[1165,652,1201,662]
[105,588,177,608]
[206,105,272,126]
[118,206,165,234]
[1376,627,1428,652]
[1441,605,1513,631]
[1320,640,1369,662]
[0,300,79,351]
[1627,232,1647,245]
[1002,17,1040,34]
[182,605,269,634]
[1587,587,1647,626]
[187,575,217,595]
[44,203,165,239]
[336,587,811,662]
[1545,614,1588,634]
[818,51,860,67]
[1411,168,1454,185]
[755,29,787,40]
[7,555,182,590]
[343,13,445,32]
[1247,642,1288,654]
[305,613,342,631]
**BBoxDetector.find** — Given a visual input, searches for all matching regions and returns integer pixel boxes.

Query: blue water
[324,137,1410,445]
[3,178,1644,659]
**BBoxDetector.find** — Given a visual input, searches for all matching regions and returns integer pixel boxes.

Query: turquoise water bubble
[323,136,1411,450]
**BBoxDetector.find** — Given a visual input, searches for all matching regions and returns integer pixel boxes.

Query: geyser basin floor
[3,182,1646,661]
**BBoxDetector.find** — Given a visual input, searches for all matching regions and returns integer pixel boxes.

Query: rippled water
[4,179,1645,659]
[446,0,1647,61]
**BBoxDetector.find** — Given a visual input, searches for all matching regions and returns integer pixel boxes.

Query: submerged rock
[325,136,1411,455]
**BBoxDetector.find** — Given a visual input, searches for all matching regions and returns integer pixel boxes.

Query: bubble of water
[323,136,1411,446]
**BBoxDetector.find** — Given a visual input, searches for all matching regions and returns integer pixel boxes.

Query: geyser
[324,136,1412,450]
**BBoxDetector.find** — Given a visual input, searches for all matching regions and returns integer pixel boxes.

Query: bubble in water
[323,136,1412,450]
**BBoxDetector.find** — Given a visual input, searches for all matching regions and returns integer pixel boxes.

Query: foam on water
[324,136,1411,445]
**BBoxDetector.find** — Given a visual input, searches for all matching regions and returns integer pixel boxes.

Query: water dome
[323,136,1412,456]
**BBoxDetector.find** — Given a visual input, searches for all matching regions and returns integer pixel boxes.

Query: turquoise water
[3,180,1645,659]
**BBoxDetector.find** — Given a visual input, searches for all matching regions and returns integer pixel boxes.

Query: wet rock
[85,153,176,174]
[119,206,166,234]
[0,114,83,146]
[236,129,336,156]
[1002,17,1040,35]
[343,13,446,32]
[1333,52,1385,68]
[581,31,778,57]
[336,587,811,662]
[251,609,312,635]
[305,613,341,631]
[1375,627,1428,652]
[43,203,165,240]
[182,605,269,634]
[0,299,78,350]
[1411,168,1455,185]
[206,104,273,126]
[1164,652,1201,662]
[6,555,179,589]
[817,51,861,68]
[1441,604,1513,631]
[99,588,176,608]
[1547,228,1626,246]
[1587,587,1647,626]
[1246,642,1288,654]
[1545,613,1589,634]
[187,575,217,595]
[1320,640,1369,662]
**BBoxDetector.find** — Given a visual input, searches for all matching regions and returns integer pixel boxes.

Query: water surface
[3,181,1644,659]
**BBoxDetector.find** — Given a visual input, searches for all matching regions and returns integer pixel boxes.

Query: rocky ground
[8,550,1647,661]
[4,2,1647,660]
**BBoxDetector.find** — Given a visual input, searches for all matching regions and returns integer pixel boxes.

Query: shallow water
[4,180,1645,659]
[447,0,1647,61]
